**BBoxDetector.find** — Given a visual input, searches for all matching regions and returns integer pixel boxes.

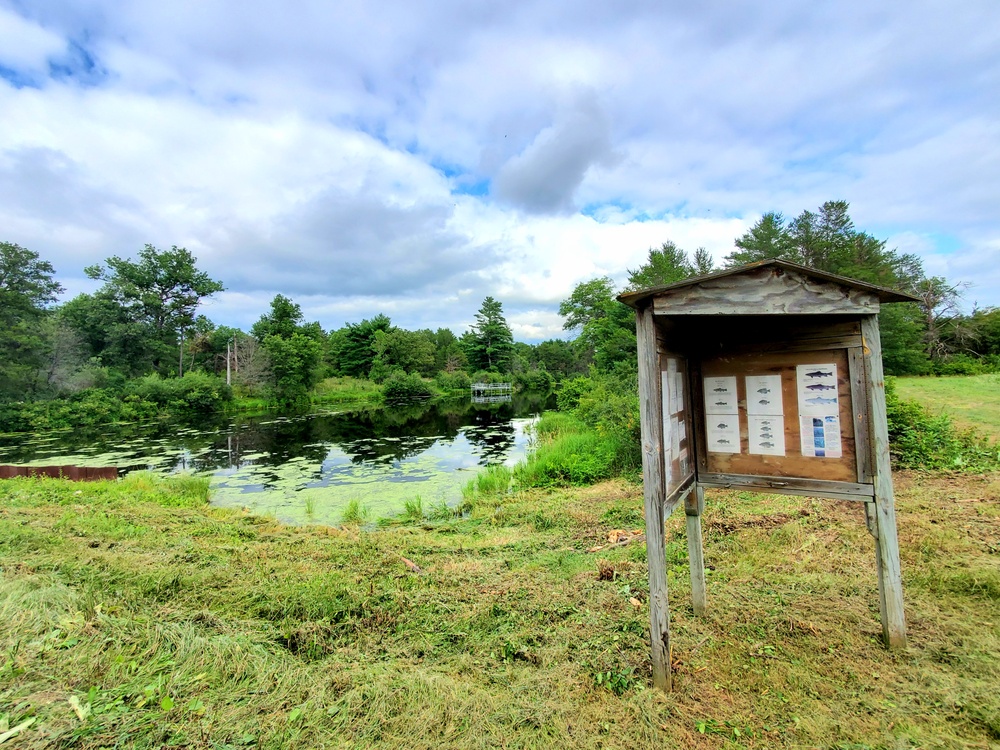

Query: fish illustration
[756,387,771,394]
[760,420,772,426]
[713,387,728,393]
[715,401,728,406]
[806,383,835,391]
[806,396,838,405]
[760,431,773,439]
[716,423,728,429]
[805,370,833,378]
[717,439,730,445]
[758,399,770,405]
[760,441,775,448]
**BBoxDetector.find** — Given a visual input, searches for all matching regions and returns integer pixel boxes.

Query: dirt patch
[707,510,810,534]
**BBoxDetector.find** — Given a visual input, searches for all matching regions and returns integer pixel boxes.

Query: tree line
[1,200,995,425]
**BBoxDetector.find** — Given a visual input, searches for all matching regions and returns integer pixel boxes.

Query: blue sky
[1,0,998,339]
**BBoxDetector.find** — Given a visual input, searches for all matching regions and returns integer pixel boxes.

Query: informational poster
[796,364,842,457]
[661,370,674,482]
[745,374,785,456]
[704,374,740,454]
[704,376,738,415]
[799,416,843,458]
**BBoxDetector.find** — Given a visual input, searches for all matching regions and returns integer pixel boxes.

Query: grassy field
[1,471,998,749]
[895,374,1000,440]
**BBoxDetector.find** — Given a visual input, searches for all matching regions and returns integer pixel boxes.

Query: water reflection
[0,392,554,524]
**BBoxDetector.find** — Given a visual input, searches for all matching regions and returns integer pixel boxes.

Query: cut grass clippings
[1,471,999,748]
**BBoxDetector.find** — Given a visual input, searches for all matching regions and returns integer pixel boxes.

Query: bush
[126,372,232,412]
[434,370,472,392]
[886,378,1000,471]
[933,354,989,376]
[515,429,617,487]
[513,368,553,392]
[382,372,434,402]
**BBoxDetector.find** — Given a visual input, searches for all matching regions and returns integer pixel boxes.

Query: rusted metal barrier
[0,465,118,481]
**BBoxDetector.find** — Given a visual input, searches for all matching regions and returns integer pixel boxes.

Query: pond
[0,392,554,525]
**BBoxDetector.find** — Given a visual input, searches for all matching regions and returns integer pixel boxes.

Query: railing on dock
[471,382,513,404]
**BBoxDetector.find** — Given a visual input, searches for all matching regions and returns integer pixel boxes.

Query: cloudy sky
[2,1,998,340]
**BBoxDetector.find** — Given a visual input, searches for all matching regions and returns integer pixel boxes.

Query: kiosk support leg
[861,315,907,649]
[636,305,672,690]
[685,485,707,616]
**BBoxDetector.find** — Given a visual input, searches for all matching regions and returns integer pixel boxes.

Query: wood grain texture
[636,306,672,690]
[848,346,873,483]
[861,315,907,649]
[686,485,707,616]
[651,266,881,316]
[697,472,874,499]
[699,349,858,482]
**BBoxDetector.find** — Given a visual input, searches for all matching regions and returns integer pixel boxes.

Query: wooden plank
[700,348,858,483]
[664,477,695,518]
[636,305,672,691]
[686,485,707,616]
[651,266,881,316]
[848,346,873,483]
[861,314,907,649]
[697,472,874,500]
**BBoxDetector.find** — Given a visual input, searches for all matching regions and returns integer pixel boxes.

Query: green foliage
[885,378,1000,471]
[254,296,324,406]
[512,367,553,392]
[125,371,233,412]
[372,327,436,377]
[464,297,514,373]
[434,370,472,392]
[340,498,369,525]
[381,372,433,402]
[81,244,224,376]
[328,314,392,378]
[625,240,697,290]
[0,242,64,400]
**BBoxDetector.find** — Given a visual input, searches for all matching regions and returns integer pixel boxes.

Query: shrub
[382,372,434,402]
[434,370,472,392]
[513,368,554,392]
[886,378,1000,471]
[933,354,988,376]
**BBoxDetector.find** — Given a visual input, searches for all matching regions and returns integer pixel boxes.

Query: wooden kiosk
[618,260,917,691]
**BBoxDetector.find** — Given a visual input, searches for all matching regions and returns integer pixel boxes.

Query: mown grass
[1,471,998,748]
[895,374,1000,440]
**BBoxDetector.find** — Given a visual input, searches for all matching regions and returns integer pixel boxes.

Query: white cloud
[1,0,998,336]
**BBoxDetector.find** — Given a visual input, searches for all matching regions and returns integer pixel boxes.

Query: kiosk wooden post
[621,260,914,691]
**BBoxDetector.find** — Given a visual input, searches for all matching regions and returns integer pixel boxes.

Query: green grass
[895,374,1000,440]
[1,472,999,748]
[311,376,383,406]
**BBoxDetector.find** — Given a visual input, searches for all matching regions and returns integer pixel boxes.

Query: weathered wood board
[651,266,880,316]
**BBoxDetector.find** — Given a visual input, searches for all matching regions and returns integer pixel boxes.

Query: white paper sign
[749,415,785,456]
[796,364,839,417]
[704,376,738,415]
[745,375,783,416]
[706,416,740,453]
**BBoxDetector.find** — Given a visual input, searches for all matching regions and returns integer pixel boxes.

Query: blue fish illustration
[805,370,833,378]
[806,396,838,405]
[806,383,835,391]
